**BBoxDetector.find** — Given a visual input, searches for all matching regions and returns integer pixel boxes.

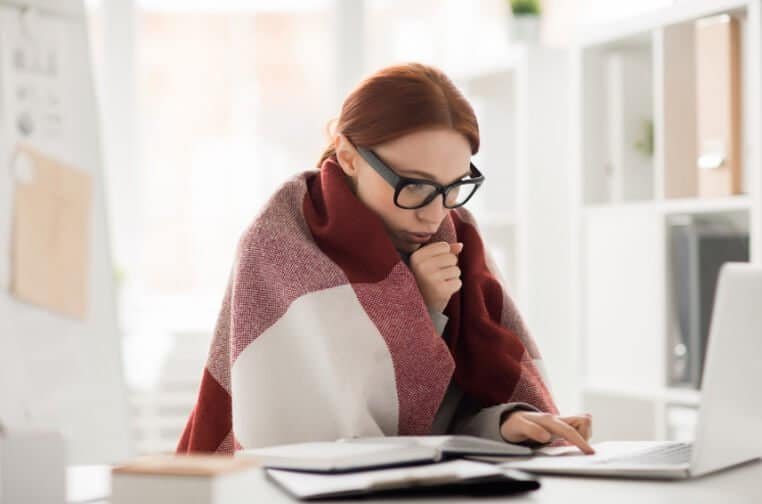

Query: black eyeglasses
[352,145,485,210]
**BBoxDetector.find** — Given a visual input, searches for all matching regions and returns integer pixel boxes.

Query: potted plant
[509,0,541,43]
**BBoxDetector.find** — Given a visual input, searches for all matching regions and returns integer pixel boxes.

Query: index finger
[559,415,593,441]
[531,415,595,455]
[412,241,453,260]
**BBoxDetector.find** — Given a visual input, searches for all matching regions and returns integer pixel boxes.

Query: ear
[334,134,359,177]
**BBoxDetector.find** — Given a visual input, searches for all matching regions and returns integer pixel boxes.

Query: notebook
[338,435,532,458]
[265,459,540,500]
[239,436,531,473]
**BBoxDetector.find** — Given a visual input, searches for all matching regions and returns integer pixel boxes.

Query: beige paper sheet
[10,145,92,319]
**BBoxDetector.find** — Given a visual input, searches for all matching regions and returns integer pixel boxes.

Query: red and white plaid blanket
[177,157,558,454]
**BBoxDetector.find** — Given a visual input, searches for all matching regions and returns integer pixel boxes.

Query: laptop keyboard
[595,442,693,466]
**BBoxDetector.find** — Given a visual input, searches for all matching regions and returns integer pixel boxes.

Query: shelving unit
[454,45,580,413]
[455,46,569,304]
[571,0,761,441]
[455,58,520,295]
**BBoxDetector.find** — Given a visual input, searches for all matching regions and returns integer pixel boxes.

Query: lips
[404,231,434,244]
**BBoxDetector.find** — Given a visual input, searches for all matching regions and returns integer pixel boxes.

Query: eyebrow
[396,168,472,185]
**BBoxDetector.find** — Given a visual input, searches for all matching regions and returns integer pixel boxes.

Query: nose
[415,193,448,225]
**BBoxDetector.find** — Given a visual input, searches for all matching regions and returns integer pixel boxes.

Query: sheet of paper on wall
[0,7,71,149]
[10,145,92,319]
[0,7,73,292]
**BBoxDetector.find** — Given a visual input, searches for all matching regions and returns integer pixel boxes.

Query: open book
[238,435,531,473]
[339,435,532,458]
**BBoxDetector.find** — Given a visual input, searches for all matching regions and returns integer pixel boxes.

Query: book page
[243,441,417,459]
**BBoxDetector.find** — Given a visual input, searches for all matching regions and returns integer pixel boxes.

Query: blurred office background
[80,0,754,455]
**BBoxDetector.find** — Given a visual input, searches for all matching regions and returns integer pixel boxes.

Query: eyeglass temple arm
[356,147,399,187]
[358,145,483,187]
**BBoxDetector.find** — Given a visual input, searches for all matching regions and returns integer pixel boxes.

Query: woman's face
[335,128,473,253]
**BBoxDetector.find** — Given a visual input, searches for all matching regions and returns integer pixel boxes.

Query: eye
[406,183,429,193]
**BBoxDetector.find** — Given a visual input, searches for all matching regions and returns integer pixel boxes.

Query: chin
[393,239,420,253]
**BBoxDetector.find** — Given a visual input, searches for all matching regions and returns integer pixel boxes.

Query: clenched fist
[409,241,464,313]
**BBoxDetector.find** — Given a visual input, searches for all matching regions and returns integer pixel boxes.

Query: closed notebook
[265,459,540,500]
[111,454,261,504]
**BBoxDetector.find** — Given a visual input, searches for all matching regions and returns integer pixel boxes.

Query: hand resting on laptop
[501,411,595,455]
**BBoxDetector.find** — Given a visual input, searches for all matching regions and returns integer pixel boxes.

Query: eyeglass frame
[349,143,485,210]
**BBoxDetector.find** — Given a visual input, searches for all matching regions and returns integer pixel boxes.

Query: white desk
[68,459,762,503]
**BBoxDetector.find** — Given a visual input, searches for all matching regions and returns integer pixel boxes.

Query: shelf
[584,384,701,407]
[574,0,760,439]
[584,195,751,216]
[658,195,751,214]
[580,0,750,48]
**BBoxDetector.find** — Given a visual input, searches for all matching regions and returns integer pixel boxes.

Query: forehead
[372,129,472,183]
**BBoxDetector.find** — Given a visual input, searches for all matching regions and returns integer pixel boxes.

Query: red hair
[317,63,480,167]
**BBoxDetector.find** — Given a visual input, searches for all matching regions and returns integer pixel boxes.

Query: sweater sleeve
[450,400,543,443]
[427,306,551,446]
[427,306,449,336]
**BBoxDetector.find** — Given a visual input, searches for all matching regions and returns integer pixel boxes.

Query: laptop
[502,263,762,479]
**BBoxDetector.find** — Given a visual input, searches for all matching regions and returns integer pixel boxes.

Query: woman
[177,63,593,455]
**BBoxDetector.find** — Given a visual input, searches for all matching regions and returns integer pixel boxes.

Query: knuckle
[531,425,551,441]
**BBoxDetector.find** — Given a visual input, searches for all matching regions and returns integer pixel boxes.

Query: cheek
[356,176,409,229]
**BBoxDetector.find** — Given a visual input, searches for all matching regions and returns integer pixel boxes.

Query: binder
[695,14,742,197]
[668,218,749,387]
[264,459,540,500]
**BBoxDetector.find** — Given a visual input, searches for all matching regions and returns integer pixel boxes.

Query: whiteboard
[0,0,131,463]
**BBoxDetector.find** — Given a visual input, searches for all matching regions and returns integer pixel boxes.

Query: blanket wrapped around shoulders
[177,156,558,454]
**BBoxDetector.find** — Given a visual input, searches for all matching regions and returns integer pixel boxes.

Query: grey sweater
[398,250,540,441]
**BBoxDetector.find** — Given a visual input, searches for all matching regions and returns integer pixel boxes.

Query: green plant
[633,118,654,157]
[113,265,126,288]
[510,0,541,16]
